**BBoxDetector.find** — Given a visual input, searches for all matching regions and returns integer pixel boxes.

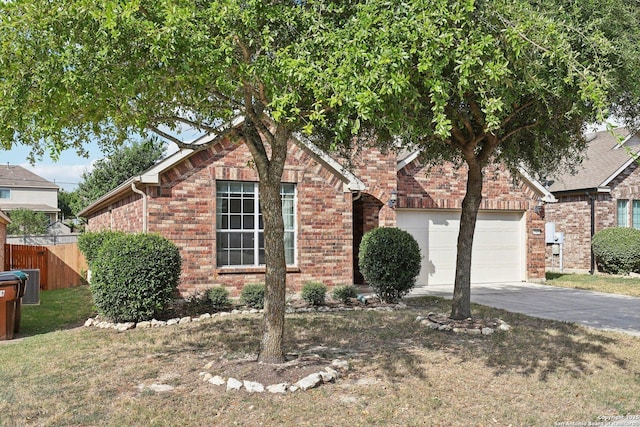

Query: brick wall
[398,159,546,280]
[87,137,354,296]
[545,162,640,272]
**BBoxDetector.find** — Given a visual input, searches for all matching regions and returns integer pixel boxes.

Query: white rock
[202,373,213,382]
[204,361,215,370]
[148,383,174,392]
[320,368,337,383]
[427,323,440,330]
[415,316,425,322]
[249,309,259,314]
[136,321,151,329]
[226,378,242,391]
[220,312,232,317]
[115,322,135,332]
[166,318,180,326]
[151,319,166,327]
[209,375,226,386]
[84,318,94,327]
[179,317,192,325]
[294,373,322,391]
[243,381,265,393]
[466,328,481,335]
[332,359,349,371]
[498,323,512,332]
[481,327,495,335]
[288,385,299,392]
[199,313,211,320]
[266,383,288,394]
[453,328,464,334]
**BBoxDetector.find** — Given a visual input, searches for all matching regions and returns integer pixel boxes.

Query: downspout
[586,191,596,274]
[131,181,148,233]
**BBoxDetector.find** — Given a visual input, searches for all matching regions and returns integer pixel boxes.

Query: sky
[1,141,103,191]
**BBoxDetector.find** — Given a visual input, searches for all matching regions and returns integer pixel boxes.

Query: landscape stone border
[198,358,351,394]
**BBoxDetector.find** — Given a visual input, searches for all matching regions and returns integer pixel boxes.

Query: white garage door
[397,210,525,286]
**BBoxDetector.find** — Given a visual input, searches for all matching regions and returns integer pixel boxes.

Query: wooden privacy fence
[4,243,88,290]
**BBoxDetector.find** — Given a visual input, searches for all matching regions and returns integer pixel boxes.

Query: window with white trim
[216,181,296,267]
[0,188,9,199]
[617,199,629,227]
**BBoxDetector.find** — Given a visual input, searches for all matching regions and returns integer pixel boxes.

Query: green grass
[17,285,96,336]
[545,272,640,297]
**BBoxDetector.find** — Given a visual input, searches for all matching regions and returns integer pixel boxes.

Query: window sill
[216,266,301,275]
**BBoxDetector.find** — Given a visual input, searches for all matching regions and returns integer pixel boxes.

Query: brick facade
[545,161,640,272]
[85,136,549,295]
[87,137,356,296]
[397,159,547,281]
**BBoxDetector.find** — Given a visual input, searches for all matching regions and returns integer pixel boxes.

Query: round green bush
[78,230,126,266]
[592,227,640,274]
[359,227,421,303]
[241,283,265,309]
[208,286,231,310]
[301,282,327,306]
[90,233,182,322]
[331,284,358,304]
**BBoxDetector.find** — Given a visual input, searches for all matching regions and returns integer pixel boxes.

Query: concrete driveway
[408,282,640,337]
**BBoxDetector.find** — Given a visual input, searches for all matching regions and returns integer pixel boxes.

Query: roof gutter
[130,180,148,233]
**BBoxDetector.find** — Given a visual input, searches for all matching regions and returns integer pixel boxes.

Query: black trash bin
[0,274,19,341]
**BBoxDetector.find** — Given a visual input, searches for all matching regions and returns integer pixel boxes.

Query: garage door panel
[397,210,524,286]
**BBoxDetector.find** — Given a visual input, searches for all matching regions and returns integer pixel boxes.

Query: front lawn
[1,295,639,426]
[545,272,640,297]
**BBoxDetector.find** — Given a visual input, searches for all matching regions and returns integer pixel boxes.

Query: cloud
[19,162,94,191]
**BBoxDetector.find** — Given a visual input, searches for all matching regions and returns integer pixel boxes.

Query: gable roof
[0,164,59,189]
[547,128,640,193]
[78,119,365,218]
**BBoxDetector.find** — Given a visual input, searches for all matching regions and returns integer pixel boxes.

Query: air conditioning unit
[14,269,40,305]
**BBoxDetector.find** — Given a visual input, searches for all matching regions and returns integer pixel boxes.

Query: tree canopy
[297,0,640,318]
[6,209,49,236]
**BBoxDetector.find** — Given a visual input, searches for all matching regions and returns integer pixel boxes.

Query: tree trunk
[258,176,287,363]
[450,160,484,320]
[241,119,289,364]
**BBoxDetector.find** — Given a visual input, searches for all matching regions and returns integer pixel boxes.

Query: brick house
[0,211,9,270]
[79,126,552,296]
[545,128,640,272]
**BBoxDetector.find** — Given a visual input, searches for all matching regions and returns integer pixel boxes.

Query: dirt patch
[202,354,336,386]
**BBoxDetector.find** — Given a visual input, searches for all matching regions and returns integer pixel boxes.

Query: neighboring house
[79,123,552,296]
[0,210,9,269]
[0,165,60,225]
[545,128,640,272]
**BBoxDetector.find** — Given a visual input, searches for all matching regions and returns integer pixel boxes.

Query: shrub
[78,230,126,266]
[592,227,640,274]
[359,227,421,303]
[208,286,231,310]
[331,284,358,304]
[90,233,182,322]
[241,283,265,309]
[301,282,327,306]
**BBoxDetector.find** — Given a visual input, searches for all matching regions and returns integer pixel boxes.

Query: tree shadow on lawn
[151,300,629,384]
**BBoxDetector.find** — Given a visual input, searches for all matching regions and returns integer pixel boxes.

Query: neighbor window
[216,181,296,267]
[617,199,629,227]
[0,188,9,199]
[633,201,640,229]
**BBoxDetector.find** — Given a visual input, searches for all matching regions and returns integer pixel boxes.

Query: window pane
[230,215,241,229]
[618,200,629,227]
[243,198,255,213]
[284,232,294,264]
[243,215,254,229]
[634,201,640,229]
[230,199,241,213]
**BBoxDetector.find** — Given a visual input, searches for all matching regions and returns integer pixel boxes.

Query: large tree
[0,1,357,363]
[73,139,166,214]
[302,0,640,319]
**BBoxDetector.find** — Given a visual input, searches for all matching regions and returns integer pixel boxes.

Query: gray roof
[0,164,59,189]
[547,128,640,193]
[0,203,60,213]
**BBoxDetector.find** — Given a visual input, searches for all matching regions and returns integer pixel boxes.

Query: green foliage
[301,282,327,306]
[331,284,359,304]
[90,233,182,323]
[359,227,421,303]
[592,228,640,274]
[77,230,126,266]
[73,139,165,214]
[240,284,265,309]
[6,209,48,235]
[57,189,78,221]
[207,286,231,311]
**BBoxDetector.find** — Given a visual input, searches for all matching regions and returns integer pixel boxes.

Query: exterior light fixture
[388,189,398,209]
